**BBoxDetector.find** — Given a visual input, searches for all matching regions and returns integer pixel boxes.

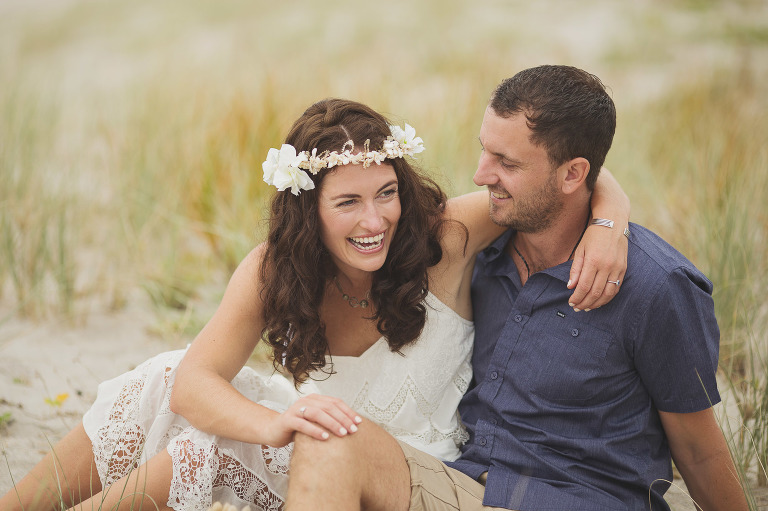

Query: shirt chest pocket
[523,320,615,405]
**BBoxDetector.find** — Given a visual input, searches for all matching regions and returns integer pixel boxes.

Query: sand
[0,302,181,496]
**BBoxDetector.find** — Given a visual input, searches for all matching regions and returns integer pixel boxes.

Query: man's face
[473,107,564,233]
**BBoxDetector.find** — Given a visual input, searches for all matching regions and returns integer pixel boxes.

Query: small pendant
[333,276,371,309]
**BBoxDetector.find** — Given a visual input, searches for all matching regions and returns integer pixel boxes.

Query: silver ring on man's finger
[299,406,307,417]
[607,279,621,286]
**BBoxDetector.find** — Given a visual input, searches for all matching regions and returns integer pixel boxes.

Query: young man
[285,65,748,511]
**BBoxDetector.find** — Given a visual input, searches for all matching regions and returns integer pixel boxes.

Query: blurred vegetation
[0,0,767,502]
[611,67,768,492]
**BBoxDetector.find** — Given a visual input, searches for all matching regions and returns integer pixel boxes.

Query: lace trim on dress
[94,421,146,486]
[352,377,469,447]
[453,373,469,395]
[169,436,286,511]
[261,444,292,476]
[94,373,149,485]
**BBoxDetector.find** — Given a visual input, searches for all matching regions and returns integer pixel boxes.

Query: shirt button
[490,418,498,425]
[478,437,487,446]
[514,314,522,323]
[490,371,498,380]
[571,328,579,337]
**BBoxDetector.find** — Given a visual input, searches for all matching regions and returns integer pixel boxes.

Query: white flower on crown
[262,144,314,195]
[273,164,315,195]
[382,138,402,158]
[262,123,424,195]
[389,123,424,156]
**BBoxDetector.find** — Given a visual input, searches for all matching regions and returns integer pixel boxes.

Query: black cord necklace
[512,217,590,279]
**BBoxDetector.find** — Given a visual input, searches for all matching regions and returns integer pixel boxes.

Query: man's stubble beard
[489,173,563,233]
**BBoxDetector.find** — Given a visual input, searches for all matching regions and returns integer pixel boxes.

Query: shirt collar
[541,262,571,284]
[477,229,573,284]
[479,230,514,264]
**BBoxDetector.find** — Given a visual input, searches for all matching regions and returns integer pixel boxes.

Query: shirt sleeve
[631,266,721,413]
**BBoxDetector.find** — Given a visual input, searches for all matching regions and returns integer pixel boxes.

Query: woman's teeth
[349,232,385,250]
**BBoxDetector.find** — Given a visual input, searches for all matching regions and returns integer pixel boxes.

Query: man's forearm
[661,409,749,511]
[675,449,748,511]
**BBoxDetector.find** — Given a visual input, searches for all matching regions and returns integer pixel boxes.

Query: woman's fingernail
[322,432,329,439]
[355,416,363,424]
[339,428,348,435]
[349,424,358,433]
[567,280,572,287]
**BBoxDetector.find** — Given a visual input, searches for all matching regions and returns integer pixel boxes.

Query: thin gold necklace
[333,276,371,308]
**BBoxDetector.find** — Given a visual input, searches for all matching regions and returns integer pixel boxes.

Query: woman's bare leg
[0,422,101,511]
[68,449,174,511]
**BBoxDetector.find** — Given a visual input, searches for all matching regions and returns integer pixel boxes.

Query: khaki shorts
[397,440,506,510]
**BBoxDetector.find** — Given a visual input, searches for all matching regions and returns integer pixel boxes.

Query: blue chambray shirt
[448,223,721,511]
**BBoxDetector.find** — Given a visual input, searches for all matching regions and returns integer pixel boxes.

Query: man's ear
[559,157,590,195]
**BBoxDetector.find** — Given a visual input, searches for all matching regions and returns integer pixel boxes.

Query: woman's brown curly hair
[260,98,448,385]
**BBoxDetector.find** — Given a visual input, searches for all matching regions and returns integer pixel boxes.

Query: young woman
[1,99,629,511]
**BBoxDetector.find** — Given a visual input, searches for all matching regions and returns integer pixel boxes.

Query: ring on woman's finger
[607,279,621,286]
[299,406,307,418]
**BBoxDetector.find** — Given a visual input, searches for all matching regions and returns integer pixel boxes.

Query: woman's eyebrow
[328,180,398,201]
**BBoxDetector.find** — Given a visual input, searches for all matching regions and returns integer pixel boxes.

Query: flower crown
[262,123,424,195]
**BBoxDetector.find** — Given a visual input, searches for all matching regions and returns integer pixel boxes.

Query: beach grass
[1,0,767,507]
[611,67,768,496]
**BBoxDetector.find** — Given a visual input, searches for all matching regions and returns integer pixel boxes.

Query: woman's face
[318,163,401,278]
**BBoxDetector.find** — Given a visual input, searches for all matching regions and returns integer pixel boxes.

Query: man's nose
[473,151,497,187]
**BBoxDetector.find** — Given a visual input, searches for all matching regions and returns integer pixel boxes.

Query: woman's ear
[559,157,590,195]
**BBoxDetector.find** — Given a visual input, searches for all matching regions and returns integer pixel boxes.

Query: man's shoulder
[625,222,712,294]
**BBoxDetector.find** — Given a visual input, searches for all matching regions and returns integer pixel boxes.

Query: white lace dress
[82,292,473,511]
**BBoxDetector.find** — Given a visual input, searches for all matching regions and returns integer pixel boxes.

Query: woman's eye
[380,188,397,198]
[338,199,355,207]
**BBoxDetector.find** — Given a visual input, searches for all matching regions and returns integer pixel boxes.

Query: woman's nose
[359,202,384,232]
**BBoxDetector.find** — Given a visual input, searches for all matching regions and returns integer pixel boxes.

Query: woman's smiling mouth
[348,232,385,251]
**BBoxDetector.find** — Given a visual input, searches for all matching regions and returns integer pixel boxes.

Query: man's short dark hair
[489,65,616,190]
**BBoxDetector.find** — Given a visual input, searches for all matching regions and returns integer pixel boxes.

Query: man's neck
[506,206,590,284]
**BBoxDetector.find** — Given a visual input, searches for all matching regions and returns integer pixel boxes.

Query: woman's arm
[568,168,630,311]
[443,191,506,260]
[170,244,360,447]
[427,191,504,319]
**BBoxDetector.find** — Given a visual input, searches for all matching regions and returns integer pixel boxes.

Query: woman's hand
[567,167,630,311]
[568,224,628,311]
[263,394,363,447]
